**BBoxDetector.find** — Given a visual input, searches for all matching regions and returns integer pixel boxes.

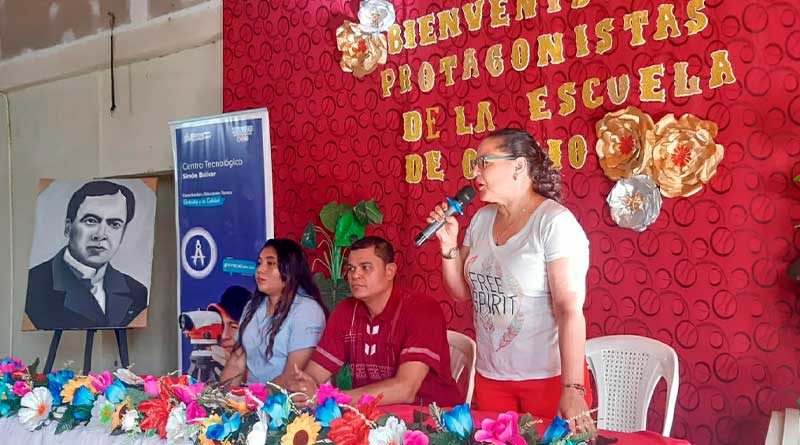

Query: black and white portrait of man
[24,179,157,330]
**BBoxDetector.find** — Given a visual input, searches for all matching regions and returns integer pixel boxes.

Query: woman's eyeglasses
[469,155,518,170]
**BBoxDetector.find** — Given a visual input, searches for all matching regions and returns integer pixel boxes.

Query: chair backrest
[586,335,679,437]
[447,330,476,405]
[765,408,800,445]
[766,410,786,445]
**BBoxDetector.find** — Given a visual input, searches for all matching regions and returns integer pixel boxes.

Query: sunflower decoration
[60,376,97,404]
[595,106,655,181]
[646,113,724,198]
[282,413,322,445]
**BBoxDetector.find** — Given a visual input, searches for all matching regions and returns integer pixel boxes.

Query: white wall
[0,40,221,375]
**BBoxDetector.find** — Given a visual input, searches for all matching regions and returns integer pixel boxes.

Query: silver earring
[513,172,518,180]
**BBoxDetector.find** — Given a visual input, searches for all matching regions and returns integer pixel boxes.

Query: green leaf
[794,175,800,182]
[353,200,383,226]
[301,223,317,249]
[27,358,40,377]
[266,430,283,445]
[334,363,352,390]
[126,388,154,405]
[519,412,540,445]
[55,406,78,434]
[363,200,384,224]
[314,274,351,313]
[429,431,462,445]
[413,409,431,425]
[334,210,365,247]
[320,202,351,233]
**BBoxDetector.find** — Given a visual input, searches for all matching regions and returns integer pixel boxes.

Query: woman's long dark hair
[488,128,563,202]
[236,238,328,361]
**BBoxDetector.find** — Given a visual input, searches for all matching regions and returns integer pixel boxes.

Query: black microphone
[414,186,477,247]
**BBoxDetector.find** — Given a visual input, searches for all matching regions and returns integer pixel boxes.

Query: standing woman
[221,238,328,387]
[429,128,595,435]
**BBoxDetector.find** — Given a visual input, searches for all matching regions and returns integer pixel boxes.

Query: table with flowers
[0,357,690,445]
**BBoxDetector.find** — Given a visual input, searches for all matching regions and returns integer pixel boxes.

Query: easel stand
[43,328,130,375]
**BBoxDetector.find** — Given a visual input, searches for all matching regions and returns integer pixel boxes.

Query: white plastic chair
[586,335,679,437]
[766,410,786,445]
[447,330,476,405]
[766,408,800,445]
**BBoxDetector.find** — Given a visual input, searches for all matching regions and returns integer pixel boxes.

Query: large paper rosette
[336,20,388,78]
[358,0,396,33]
[607,175,663,232]
[595,106,655,181]
[645,113,724,198]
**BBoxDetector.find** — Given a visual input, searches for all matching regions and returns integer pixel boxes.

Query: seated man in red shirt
[290,236,462,406]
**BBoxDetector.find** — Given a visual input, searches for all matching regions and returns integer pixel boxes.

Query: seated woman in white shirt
[429,128,595,437]
[220,238,327,387]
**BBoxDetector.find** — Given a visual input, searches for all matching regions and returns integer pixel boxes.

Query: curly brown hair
[487,128,562,202]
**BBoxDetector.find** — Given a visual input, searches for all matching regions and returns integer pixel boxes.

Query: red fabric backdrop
[223,1,800,443]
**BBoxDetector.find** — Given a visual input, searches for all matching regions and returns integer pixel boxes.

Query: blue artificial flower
[72,386,95,407]
[262,392,289,430]
[442,403,474,440]
[0,401,10,417]
[315,397,342,427]
[47,370,74,406]
[104,380,126,404]
[206,412,242,441]
[541,416,570,445]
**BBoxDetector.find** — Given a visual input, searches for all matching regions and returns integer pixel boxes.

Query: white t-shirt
[463,200,589,380]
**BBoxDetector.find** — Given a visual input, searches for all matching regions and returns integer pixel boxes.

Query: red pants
[474,367,593,419]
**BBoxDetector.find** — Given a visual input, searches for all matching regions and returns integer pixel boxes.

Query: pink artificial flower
[12,380,31,397]
[172,382,204,404]
[186,400,207,424]
[0,357,24,374]
[473,411,526,445]
[89,371,113,392]
[404,430,430,445]
[242,383,268,410]
[143,375,160,396]
[248,383,268,401]
[317,383,352,404]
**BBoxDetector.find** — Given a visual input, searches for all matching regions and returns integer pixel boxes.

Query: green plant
[300,199,383,312]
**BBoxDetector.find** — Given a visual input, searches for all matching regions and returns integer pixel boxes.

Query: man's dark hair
[66,181,136,225]
[350,236,395,264]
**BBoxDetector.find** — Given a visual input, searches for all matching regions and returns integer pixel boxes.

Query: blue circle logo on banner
[180,227,217,279]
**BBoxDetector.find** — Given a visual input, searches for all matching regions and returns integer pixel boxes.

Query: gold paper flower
[281,413,321,445]
[336,20,388,78]
[646,113,724,198]
[595,106,655,180]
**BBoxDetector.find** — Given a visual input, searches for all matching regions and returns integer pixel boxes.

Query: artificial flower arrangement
[595,105,725,232]
[0,357,592,445]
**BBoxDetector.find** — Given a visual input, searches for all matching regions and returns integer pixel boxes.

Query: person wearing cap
[208,285,251,366]
[220,239,328,386]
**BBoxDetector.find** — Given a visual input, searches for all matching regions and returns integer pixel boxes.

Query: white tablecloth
[0,417,166,445]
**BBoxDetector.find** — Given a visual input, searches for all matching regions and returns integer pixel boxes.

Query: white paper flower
[121,408,140,432]
[247,420,268,445]
[606,175,663,232]
[114,368,144,385]
[368,416,406,445]
[166,403,198,445]
[87,395,115,431]
[18,387,52,431]
[358,0,396,33]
